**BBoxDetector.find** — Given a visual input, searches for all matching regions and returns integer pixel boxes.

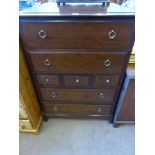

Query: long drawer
[20,22,134,50]
[40,88,115,103]
[30,51,127,74]
[44,104,112,115]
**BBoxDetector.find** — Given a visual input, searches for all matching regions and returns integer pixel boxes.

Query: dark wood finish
[43,112,112,120]
[19,10,135,122]
[40,88,115,103]
[20,22,134,50]
[113,64,135,127]
[44,103,112,115]
[29,51,127,74]
[95,75,120,87]
[36,74,59,86]
[64,75,89,87]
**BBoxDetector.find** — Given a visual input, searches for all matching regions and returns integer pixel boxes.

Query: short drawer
[37,75,59,86]
[95,75,120,87]
[30,51,127,74]
[20,21,134,50]
[64,75,89,87]
[44,104,112,115]
[40,88,115,103]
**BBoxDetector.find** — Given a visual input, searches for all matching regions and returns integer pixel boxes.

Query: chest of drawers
[19,13,134,122]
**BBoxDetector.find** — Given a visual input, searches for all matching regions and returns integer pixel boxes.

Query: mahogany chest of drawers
[19,9,135,122]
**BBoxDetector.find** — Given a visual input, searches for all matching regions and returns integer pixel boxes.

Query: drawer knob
[104,59,111,67]
[109,30,116,39]
[50,92,57,98]
[39,30,47,39]
[98,93,104,99]
[45,78,50,83]
[75,79,80,84]
[44,58,51,66]
[96,107,103,113]
[106,79,110,84]
[53,106,58,111]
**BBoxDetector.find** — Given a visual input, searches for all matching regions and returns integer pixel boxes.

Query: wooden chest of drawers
[19,15,134,122]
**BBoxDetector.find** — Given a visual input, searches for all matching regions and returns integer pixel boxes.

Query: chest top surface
[19,1,135,17]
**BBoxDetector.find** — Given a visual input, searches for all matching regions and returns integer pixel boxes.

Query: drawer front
[20,22,134,50]
[44,104,112,115]
[64,75,89,87]
[40,88,115,103]
[95,75,120,87]
[30,51,127,74]
[37,75,59,86]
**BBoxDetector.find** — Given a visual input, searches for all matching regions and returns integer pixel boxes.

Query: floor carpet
[20,118,135,155]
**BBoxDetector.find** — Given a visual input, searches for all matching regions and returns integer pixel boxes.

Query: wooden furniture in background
[19,43,42,133]
[113,63,135,127]
[129,45,135,63]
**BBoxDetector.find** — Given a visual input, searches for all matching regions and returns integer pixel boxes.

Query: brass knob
[39,30,46,39]
[44,58,51,66]
[104,59,111,67]
[96,107,103,113]
[53,106,58,111]
[106,79,110,84]
[98,93,104,99]
[108,30,116,39]
[45,78,50,83]
[50,92,57,98]
[75,79,80,84]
